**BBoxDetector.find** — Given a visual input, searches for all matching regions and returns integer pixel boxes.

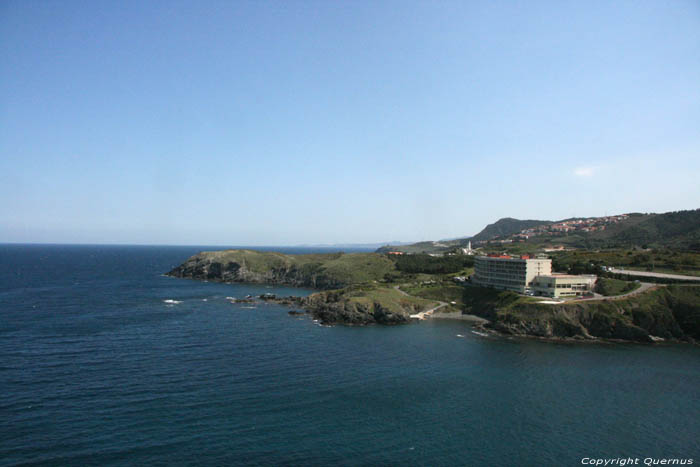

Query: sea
[1,244,698,466]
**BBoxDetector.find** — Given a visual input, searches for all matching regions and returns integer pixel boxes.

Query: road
[394,285,449,320]
[571,281,656,302]
[608,268,700,282]
[410,301,449,320]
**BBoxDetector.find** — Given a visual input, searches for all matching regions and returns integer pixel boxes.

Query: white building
[531,275,597,298]
[461,241,474,255]
[473,255,552,293]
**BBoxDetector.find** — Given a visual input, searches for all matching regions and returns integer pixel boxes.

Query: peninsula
[166,247,700,344]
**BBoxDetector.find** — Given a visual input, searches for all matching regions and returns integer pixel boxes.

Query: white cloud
[573,166,596,177]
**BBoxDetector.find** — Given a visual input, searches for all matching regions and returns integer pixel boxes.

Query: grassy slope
[198,249,396,285]
[594,277,640,296]
[591,210,700,248]
[465,285,700,341]
[547,249,700,276]
[342,285,438,314]
[400,283,465,313]
[471,218,552,242]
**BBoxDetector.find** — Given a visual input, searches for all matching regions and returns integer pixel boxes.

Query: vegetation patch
[391,254,474,274]
[594,277,640,296]
[341,285,438,315]
[402,283,464,304]
[466,284,700,342]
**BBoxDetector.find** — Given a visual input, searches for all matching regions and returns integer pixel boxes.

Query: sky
[1,1,699,246]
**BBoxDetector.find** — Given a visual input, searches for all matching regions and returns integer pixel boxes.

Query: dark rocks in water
[300,293,411,326]
[288,310,306,315]
[259,293,277,300]
[268,293,411,325]
[228,298,255,304]
[267,296,305,307]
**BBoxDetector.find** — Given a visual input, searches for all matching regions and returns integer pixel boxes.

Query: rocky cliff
[166,249,395,290]
[302,290,417,325]
[273,287,431,325]
[470,285,700,343]
[167,253,340,288]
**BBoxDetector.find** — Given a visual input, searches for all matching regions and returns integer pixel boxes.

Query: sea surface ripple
[1,244,698,466]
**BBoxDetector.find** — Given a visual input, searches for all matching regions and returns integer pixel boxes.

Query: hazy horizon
[2,1,699,245]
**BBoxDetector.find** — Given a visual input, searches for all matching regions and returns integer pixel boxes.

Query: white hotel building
[473,254,596,297]
[473,255,552,293]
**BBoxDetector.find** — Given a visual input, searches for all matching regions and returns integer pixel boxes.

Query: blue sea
[1,244,698,466]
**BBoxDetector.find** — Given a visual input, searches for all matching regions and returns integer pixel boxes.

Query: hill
[167,249,396,289]
[377,209,700,253]
[376,216,552,253]
[466,285,700,343]
[584,209,700,249]
[470,217,552,242]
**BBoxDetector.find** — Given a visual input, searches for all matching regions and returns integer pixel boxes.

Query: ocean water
[1,244,698,466]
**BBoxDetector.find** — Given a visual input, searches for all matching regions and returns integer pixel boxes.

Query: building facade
[473,255,552,293]
[531,275,597,298]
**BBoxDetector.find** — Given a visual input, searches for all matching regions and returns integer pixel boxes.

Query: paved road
[576,281,656,302]
[608,268,700,281]
[538,282,658,304]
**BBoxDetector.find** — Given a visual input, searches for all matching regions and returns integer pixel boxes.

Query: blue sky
[1,1,699,245]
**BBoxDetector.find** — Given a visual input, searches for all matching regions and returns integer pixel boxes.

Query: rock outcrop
[166,249,395,290]
[300,291,412,325]
[167,252,342,289]
[471,286,700,343]
[268,292,413,325]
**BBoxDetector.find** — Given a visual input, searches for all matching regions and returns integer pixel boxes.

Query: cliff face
[301,292,412,325]
[166,250,395,290]
[168,251,700,340]
[167,254,343,289]
[274,289,428,325]
[472,286,700,343]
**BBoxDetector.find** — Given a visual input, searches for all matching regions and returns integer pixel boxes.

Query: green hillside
[378,209,700,254]
[585,209,700,249]
[465,285,700,342]
[167,249,397,288]
[470,217,552,242]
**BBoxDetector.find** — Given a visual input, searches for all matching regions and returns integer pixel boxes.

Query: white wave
[456,334,465,338]
[471,330,489,337]
[163,299,182,304]
[202,299,208,302]
[226,296,236,300]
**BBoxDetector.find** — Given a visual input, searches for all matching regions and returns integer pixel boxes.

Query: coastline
[165,250,700,345]
[428,312,489,324]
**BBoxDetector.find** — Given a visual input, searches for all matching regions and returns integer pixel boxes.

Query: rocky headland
[166,249,395,289]
[465,285,700,344]
[167,249,700,343]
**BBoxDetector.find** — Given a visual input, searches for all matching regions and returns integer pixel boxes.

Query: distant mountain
[586,209,700,250]
[470,218,552,243]
[375,208,700,254]
[375,217,552,253]
[299,241,415,250]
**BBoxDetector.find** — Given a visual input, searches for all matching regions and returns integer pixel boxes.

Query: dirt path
[410,301,448,320]
[394,284,450,319]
